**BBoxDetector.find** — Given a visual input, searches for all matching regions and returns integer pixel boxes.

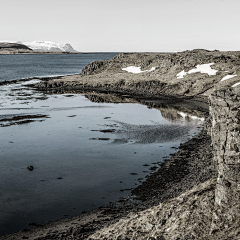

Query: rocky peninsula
[35,49,240,97]
[2,49,240,239]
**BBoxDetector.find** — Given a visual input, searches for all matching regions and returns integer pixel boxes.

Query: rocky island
[2,49,240,239]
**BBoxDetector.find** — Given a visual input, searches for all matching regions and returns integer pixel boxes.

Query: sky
[1,0,240,52]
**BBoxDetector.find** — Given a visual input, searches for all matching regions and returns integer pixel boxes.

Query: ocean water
[0,54,204,236]
[0,53,118,82]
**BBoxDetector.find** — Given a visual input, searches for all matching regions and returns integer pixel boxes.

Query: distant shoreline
[0,51,82,55]
[0,50,119,55]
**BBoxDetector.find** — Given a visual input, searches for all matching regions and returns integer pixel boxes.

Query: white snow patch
[176,70,187,79]
[224,71,229,72]
[176,63,218,79]
[232,82,240,87]
[122,66,156,74]
[188,63,217,75]
[220,75,237,82]
[149,67,156,72]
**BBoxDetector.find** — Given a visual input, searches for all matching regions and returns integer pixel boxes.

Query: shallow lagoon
[0,80,204,235]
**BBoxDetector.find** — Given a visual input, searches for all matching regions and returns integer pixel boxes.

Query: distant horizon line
[1,41,238,53]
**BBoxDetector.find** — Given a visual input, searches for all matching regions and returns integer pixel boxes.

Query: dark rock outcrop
[81,60,105,75]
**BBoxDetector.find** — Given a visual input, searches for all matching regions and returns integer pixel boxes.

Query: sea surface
[0,53,118,82]
[0,54,204,236]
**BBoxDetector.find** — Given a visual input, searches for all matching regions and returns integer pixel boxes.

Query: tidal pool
[0,80,204,236]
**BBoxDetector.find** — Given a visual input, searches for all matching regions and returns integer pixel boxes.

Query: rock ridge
[35,49,240,97]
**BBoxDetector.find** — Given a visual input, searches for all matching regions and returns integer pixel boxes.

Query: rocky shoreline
[2,49,240,239]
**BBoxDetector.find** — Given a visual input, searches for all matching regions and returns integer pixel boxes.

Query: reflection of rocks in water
[143,102,205,122]
[89,138,110,141]
[84,92,205,122]
[0,114,49,127]
[111,139,128,144]
[91,129,115,133]
[84,92,138,104]
[112,121,195,144]
[41,90,207,123]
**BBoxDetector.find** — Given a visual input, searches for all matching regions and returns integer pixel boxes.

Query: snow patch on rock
[220,75,237,82]
[176,70,187,79]
[232,82,240,87]
[122,66,156,74]
[176,63,218,79]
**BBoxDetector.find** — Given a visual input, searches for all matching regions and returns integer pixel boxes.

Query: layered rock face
[209,86,240,234]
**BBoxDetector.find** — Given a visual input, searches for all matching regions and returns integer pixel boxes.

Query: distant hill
[0,42,32,50]
[0,42,33,54]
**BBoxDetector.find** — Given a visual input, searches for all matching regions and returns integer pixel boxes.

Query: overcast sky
[1,0,240,52]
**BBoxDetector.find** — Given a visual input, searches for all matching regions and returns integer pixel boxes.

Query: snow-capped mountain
[21,41,78,53]
[3,41,78,53]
